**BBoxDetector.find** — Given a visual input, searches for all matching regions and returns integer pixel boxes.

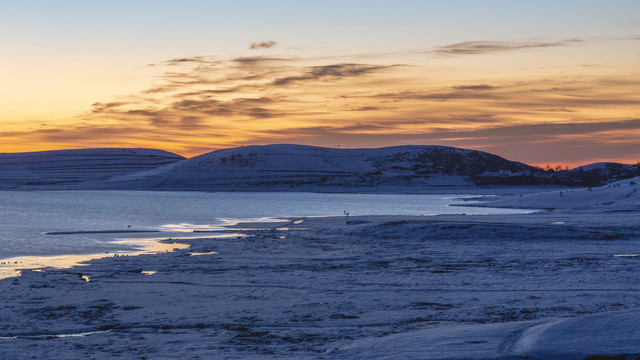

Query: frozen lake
[0,191,531,259]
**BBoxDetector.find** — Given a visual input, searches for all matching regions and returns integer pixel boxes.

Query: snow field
[1,214,640,359]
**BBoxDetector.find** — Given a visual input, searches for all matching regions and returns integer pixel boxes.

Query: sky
[1,0,639,167]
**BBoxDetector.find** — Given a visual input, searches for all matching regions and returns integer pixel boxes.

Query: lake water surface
[0,191,530,260]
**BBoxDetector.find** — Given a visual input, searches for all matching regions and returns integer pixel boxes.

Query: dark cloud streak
[91,102,129,113]
[433,39,584,56]
[159,56,208,66]
[273,63,398,86]
[249,41,277,49]
[233,56,290,64]
[452,85,496,91]
[375,87,499,101]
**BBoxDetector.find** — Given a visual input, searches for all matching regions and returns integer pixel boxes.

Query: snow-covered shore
[1,189,640,360]
[483,176,640,212]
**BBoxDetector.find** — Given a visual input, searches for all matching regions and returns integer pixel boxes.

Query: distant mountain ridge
[0,148,184,189]
[0,145,637,190]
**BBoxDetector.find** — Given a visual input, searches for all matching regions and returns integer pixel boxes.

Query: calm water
[0,191,530,259]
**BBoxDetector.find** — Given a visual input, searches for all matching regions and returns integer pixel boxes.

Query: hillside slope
[106,144,540,191]
[0,148,184,189]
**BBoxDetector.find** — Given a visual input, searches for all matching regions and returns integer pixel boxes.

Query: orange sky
[1,1,639,167]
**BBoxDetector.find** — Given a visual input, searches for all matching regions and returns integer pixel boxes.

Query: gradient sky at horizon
[1,0,639,166]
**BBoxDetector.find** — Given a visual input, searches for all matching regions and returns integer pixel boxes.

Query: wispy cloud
[90,101,129,113]
[249,40,277,49]
[272,63,398,86]
[452,85,496,91]
[375,84,499,101]
[433,39,584,56]
[146,56,209,67]
[166,56,207,64]
[348,106,385,112]
[233,56,291,64]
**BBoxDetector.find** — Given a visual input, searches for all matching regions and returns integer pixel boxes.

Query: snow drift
[486,176,640,212]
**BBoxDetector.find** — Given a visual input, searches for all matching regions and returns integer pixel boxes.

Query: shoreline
[0,192,534,281]
[0,185,567,195]
[0,203,632,281]
[0,235,191,280]
[0,214,287,280]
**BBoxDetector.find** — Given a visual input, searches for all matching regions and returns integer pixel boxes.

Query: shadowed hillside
[0,148,184,189]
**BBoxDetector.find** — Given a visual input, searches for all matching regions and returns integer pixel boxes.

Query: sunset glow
[1,0,639,165]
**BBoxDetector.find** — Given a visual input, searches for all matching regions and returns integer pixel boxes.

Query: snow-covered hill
[0,148,184,189]
[1,144,637,191]
[106,144,539,191]
[556,162,640,186]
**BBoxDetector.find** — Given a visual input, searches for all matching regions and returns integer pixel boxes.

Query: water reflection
[159,218,287,232]
[0,224,251,280]
[0,234,192,280]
